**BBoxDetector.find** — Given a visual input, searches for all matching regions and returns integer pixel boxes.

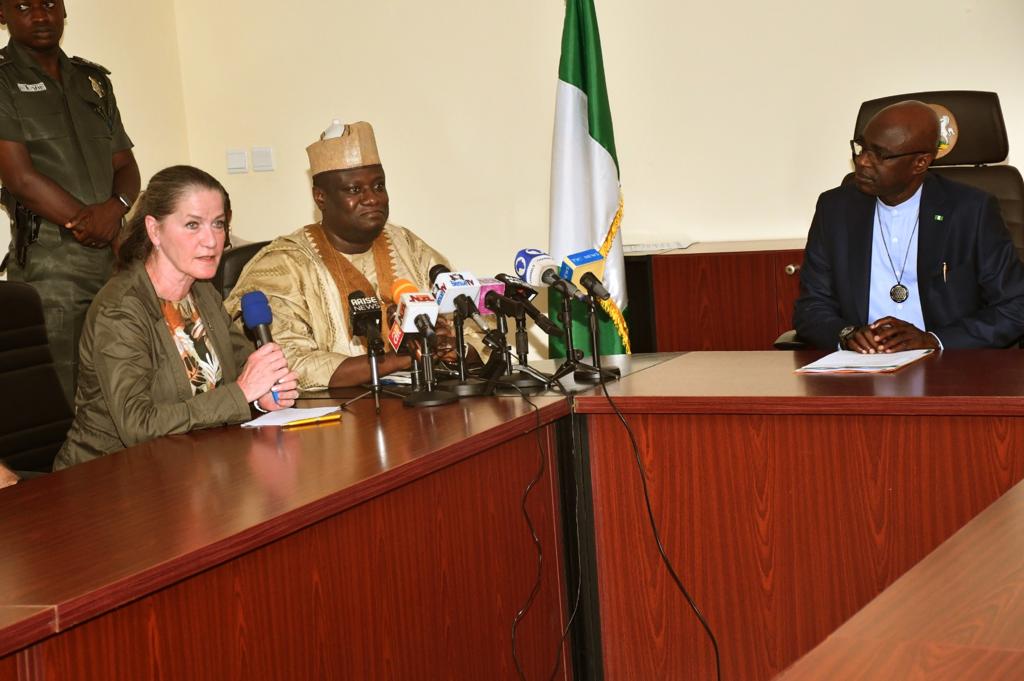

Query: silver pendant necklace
[875,203,919,304]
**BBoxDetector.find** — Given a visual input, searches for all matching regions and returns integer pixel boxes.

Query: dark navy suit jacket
[794,172,1024,349]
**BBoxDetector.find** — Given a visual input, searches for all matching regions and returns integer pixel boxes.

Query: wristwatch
[114,192,133,213]
[838,325,857,349]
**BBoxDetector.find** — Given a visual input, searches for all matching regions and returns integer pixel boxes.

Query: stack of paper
[796,349,933,374]
[242,406,341,428]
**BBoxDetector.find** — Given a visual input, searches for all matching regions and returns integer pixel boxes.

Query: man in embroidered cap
[225,120,467,389]
[0,0,140,404]
[794,100,1024,352]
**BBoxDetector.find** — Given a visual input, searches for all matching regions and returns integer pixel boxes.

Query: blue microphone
[240,290,278,403]
[240,290,274,348]
[513,248,586,300]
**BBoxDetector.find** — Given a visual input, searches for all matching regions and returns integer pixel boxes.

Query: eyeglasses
[850,139,933,163]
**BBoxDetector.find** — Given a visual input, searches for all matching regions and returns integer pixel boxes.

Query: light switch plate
[226,149,248,174]
[252,147,275,172]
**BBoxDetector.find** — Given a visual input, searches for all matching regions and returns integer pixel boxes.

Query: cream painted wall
[171,0,564,279]
[1,0,190,260]
[169,0,1024,283]
[60,0,190,180]
[5,1,1023,288]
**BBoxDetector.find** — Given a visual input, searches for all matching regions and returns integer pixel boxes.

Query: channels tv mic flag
[548,0,630,358]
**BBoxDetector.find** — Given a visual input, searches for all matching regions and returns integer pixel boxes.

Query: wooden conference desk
[776,476,1024,680]
[4,350,1023,681]
[571,350,1024,681]
[0,395,574,680]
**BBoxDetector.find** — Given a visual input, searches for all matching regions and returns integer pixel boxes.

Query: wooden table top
[775,477,1024,680]
[575,350,1024,416]
[298,352,678,403]
[0,393,569,656]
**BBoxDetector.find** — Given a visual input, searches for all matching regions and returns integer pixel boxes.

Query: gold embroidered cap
[306,120,381,176]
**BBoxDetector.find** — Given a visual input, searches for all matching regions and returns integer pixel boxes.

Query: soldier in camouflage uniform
[0,0,140,405]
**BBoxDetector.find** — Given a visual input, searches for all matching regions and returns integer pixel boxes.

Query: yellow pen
[282,413,342,429]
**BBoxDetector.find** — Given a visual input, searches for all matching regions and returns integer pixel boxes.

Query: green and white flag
[549,0,630,358]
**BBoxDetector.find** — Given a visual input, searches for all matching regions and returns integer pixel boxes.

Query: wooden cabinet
[637,239,804,351]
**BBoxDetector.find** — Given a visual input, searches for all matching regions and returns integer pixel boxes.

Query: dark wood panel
[649,242,806,351]
[0,652,15,681]
[0,606,54,659]
[776,477,1024,680]
[772,250,804,336]
[652,252,779,351]
[585,412,1024,681]
[24,427,570,681]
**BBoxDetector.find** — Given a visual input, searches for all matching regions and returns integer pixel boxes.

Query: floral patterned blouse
[159,293,222,395]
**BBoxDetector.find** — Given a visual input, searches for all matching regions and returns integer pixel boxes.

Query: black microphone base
[403,388,459,407]
[438,377,490,398]
[491,370,547,395]
[573,365,622,383]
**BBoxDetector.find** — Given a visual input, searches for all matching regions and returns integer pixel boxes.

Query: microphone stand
[480,309,547,394]
[438,313,489,397]
[341,337,404,414]
[573,294,621,383]
[509,308,554,388]
[403,334,459,407]
[549,292,619,384]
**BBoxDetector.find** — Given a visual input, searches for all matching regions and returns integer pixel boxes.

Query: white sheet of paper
[241,406,341,428]
[796,349,932,373]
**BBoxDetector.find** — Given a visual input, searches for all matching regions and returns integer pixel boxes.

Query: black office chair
[775,91,1024,349]
[0,281,73,475]
[213,240,269,299]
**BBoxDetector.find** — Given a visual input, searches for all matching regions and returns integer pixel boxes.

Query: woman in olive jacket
[55,166,298,469]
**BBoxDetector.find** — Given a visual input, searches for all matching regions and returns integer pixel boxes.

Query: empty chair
[0,281,73,474]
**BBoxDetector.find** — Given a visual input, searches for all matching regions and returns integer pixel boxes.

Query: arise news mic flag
[548,0,630,358]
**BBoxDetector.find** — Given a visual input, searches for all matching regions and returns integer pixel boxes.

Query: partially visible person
[54,166,297,470]
[794,100,1024,352]
[0,461,17,489]
[0,0,141,404]
[225,120,472,390]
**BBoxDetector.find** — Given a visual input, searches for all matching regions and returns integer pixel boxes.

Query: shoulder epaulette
[70,56,111,75]
[0,48,13,68]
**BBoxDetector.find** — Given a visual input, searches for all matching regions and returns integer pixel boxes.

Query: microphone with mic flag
[514,248,586,301]
[388,279,457,407]
[341,290,401,414]
[512,248,620,385]
[495,273,563,338]
[428,265,490,396]
[557,248,620,383]
[387,278,439,352]
[429,264,490,334]
[471,281,553,393]
[559,248,611,300]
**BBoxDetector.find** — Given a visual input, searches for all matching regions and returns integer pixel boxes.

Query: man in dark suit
[794,100,1024,352]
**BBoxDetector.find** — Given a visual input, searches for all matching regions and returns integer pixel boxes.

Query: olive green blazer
[54,261,252,470]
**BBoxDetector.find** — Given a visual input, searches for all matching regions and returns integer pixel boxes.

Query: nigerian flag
[549,0,630,358]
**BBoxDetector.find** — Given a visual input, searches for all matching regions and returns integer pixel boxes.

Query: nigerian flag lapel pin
[934,214,944,221]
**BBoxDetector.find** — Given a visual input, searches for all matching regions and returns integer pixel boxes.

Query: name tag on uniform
[17,82,47,93]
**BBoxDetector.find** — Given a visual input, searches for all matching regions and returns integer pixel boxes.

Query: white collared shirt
[868,185,927,330]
